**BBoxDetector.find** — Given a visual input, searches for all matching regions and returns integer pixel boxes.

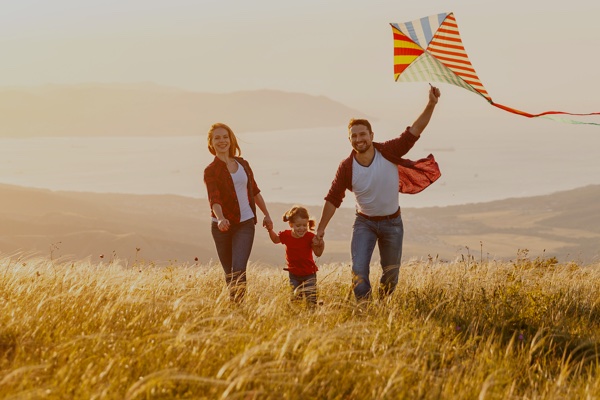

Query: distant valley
[1,184,598,266]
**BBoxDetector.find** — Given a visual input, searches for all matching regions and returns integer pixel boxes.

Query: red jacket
[324,127,441,208]
[204,156,261,224]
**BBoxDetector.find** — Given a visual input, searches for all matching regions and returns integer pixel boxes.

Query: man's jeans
[211,219,255,302]
[351,214,404,301]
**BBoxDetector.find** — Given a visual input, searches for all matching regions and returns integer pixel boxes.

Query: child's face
[289,218,309,238]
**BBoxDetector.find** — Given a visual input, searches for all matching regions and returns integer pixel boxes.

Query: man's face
[348,124,373,153]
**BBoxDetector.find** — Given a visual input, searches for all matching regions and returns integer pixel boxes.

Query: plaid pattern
[204,157,260,224]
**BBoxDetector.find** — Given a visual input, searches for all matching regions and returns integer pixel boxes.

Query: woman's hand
[217,218,231,232]
[262,215,273,231]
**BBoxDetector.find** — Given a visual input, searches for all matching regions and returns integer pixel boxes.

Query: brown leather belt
[356,207,400,221]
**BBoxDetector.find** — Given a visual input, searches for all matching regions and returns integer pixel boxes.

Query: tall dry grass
[0,253,599,399]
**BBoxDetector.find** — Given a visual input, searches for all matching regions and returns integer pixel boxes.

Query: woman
[203,123,273,302]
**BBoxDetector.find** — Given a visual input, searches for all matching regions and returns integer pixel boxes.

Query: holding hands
[263,215,274,231]
[311,233,325,257]
[312,235,324,247]
[315,229,325,242]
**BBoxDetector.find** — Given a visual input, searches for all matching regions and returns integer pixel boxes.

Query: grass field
[1,253,599,399]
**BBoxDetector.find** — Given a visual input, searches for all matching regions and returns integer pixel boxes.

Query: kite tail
[491,102,600,126]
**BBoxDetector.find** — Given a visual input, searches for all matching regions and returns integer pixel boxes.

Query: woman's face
[211,127,231,155]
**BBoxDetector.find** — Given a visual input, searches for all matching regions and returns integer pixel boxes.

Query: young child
[267,206,325,305]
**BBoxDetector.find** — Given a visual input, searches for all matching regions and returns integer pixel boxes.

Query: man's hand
[316,229,325,241]
[410,85,442,137]
[428,84,441,104]
[312,234,325,257]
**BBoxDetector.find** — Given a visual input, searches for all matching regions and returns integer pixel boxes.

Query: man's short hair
[348,118,372,134]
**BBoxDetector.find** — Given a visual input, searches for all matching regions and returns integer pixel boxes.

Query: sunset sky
[2,0,599,123]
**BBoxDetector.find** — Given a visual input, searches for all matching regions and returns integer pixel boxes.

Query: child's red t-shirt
[278,230,319,276]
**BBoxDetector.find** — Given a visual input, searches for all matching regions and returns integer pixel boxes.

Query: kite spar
[391,12,600,125]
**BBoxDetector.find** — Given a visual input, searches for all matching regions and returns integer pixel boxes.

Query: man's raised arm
[409,85,441,138]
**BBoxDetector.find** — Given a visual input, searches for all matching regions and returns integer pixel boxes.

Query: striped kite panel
[392,26,424,77]
[391,12,449,49]
[397,52,483,98]
[426,13,491,100]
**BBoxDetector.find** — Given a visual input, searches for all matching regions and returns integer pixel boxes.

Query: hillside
[405,185,600,263]
[1,184,599,265]
[0,84,369,137]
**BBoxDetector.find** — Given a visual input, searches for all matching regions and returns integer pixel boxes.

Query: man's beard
[353,142,371,153]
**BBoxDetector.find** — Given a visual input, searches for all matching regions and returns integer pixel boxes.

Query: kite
[391,12,600,125]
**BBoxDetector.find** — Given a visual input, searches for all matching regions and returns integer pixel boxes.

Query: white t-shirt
[230,161,255,222]
[352,149,399,216]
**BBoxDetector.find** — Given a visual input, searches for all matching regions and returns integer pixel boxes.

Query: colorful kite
[391,12,600,125]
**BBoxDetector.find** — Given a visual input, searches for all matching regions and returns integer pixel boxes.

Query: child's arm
[267,228,281,244]
[311,236,324,257]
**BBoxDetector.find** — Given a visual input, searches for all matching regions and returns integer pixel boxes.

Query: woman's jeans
[211,219,255,302]
[288,272,317,305]
[351,214,404,301]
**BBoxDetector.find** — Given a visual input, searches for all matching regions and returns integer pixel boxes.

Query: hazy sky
[2,0,599,123]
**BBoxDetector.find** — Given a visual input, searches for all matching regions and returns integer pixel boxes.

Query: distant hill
[0,83,370,137]
[1,184,598,265]
[405,185,600,263]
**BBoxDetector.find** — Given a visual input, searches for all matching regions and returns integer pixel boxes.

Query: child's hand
[262,215,273,231]
[267,226,281,244]
[311,235,325,257]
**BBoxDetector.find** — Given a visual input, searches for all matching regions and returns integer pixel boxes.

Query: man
[315,86,441,301]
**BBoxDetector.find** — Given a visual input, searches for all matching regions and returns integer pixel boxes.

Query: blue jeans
[351,214,404,301]
[289,273,317,305]
[211,219,255,302]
